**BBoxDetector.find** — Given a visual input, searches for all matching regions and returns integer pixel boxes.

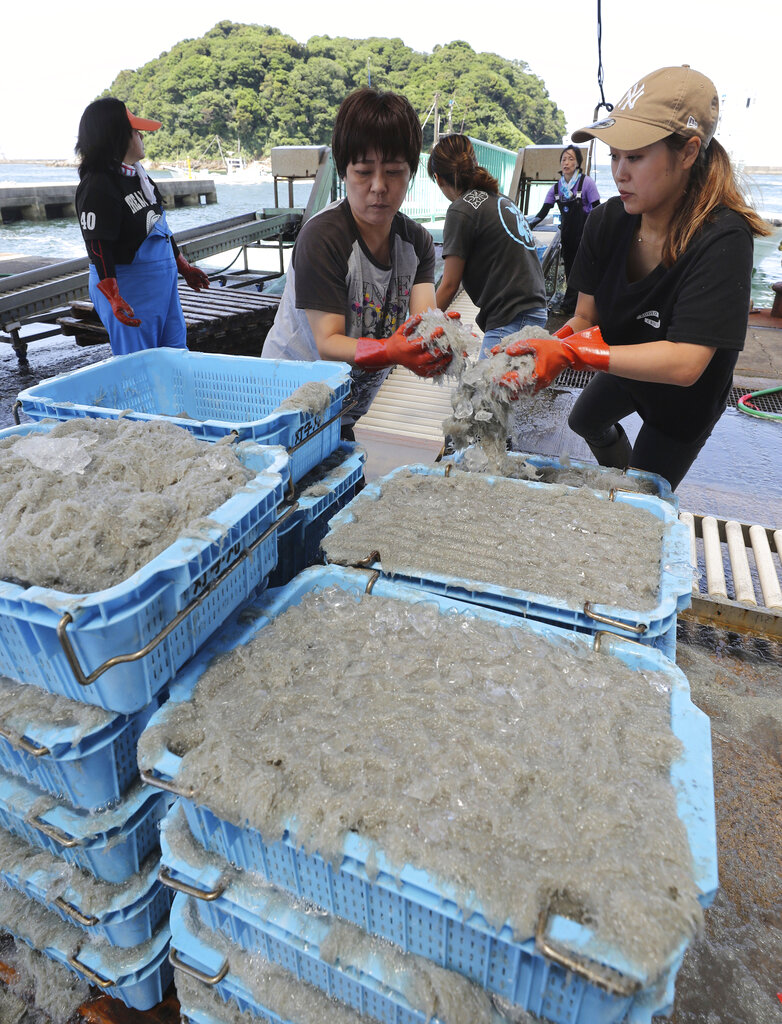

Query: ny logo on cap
[617,82,645,111]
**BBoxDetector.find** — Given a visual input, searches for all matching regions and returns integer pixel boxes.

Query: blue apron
[89,211,187,356]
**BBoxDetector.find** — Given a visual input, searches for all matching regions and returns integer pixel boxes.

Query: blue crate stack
[139,566,718,1024]
[0,415,295,1010]
[323,464,693,663]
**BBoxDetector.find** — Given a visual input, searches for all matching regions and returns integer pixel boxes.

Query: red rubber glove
[495,326,610,396]
[96,278,140,327]
[176,254,210,291]
[354,312,454,378]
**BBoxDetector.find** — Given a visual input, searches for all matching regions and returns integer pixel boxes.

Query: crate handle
[593,630,651,653]
[286,398,357,456]
[68,951,114,989]
[158,866,226,901]
[608,486,639,501]
[56,501,300,687]
[535,911,641,997]
[54,896,99,926]
[169,947,229,986]
[12,401,22,425]
[31,818,82,847]
[139,768,194,798]
[0,725,50,757]
[583,603,647,635]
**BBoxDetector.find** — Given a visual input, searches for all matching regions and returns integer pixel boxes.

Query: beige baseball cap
[571,66,719,149]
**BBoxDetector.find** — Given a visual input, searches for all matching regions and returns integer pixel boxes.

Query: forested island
[105,22,567,162]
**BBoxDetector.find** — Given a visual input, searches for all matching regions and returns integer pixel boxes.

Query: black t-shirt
[570,197,753,440]
[76,170,165,266]
[442,190,546,331]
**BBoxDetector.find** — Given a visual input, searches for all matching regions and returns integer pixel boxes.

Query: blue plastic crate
[323,465,692,651]
[141,566,718,1024]
[0,682,167,810]
[0,830,170,947]
[171,890,473,1024]
[267,441,366,588]
[0,768,171,883]
[17,350,352,483]
[0,894,172,1012]
[0,421,289,712]
[444,450,678,507]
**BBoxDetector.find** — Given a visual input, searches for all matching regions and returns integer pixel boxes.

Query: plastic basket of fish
[321,464,692,656]
[0,825,170,947]
[16,349,352,482]
[139,565,718,1024]
[0,421,289,713]
[0,677,166,810]
[443,449,677,507]
[267,441,366,588]
[0,885,172,1011]
[0,768,170,883]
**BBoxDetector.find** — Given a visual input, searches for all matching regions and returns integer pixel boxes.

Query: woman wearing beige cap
[495,66,769,489]
[75,97,209,355]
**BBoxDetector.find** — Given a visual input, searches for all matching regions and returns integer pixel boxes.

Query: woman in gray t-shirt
[428,134,547,358]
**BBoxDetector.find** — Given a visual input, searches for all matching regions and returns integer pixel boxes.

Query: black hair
[331,88,422,178]
[75,97,133,179]
[559,145,584,173]
[427,134,499,195]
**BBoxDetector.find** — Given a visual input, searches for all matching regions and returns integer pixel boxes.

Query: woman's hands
[176,254,210,291]
[493,325,610,395]
[354,312,458,377]
[96,278,140,327]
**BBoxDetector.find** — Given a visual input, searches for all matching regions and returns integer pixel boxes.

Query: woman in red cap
[75,96,209,355]
[495,66,770,490]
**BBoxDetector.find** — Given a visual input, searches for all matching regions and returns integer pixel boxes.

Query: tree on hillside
[105,22,566,162]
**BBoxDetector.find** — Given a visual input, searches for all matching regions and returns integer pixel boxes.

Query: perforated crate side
[177,799,633,1018]
[0,693,164,810]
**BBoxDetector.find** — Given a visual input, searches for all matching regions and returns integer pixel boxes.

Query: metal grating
[555,370,782,413]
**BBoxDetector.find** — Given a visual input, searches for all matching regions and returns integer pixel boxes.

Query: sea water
[1,162,781,306]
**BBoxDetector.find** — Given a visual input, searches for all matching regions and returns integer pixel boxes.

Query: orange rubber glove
[354,312,455,378]
[176,254,210,291]
[494,326,610,396]
[96,278,140,327]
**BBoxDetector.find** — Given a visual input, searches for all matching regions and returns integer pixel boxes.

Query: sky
[2,0,781,165]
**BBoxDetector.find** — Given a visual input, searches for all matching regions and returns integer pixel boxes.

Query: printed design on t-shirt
[636,309,661,328]
[350,275,413,335]
[124,190,152,215]
[145,210,162,235]
[462,190,489,210]
[496,198,537,251]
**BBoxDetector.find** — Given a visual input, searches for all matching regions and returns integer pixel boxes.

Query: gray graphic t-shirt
[264,199,435,424]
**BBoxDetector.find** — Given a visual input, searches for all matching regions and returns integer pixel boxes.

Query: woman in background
[528,145,600,315]
[428,134,547,357]
[75,97,208,355]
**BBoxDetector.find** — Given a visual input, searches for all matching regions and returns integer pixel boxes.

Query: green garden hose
[737,386,782,421]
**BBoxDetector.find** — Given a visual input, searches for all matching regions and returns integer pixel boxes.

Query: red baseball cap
[126,108,162,132]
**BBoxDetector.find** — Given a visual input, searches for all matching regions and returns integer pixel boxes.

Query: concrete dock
[0,179,217,223]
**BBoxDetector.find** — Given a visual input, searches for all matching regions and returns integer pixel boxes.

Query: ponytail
[427,134,499,195]
[664,136,770,266]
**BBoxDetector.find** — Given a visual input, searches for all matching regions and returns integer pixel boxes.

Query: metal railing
[401,137,519,222]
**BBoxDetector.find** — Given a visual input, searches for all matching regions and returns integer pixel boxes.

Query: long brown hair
[427,134,499,195]
[663,135,770,265]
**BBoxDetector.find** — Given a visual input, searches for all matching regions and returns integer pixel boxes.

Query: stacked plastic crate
[16,350,363,592]
[2,351,357,1011]
[136,565,718,1024]
[321,463,692,662]
[0,417,291,1010]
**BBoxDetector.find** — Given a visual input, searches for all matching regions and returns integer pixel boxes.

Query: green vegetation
[106,22,566,161]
